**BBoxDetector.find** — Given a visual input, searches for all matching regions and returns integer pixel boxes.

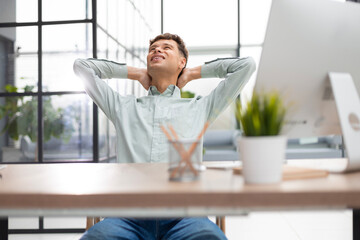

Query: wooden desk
[0,162,360,239]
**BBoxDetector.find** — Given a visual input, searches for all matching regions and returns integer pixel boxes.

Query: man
[74,33,255,240]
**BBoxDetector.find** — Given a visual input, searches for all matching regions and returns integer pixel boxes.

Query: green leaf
[180,90,195,98]
[235,90,288,136]
[5,84,18,93]
[24,85,35,92]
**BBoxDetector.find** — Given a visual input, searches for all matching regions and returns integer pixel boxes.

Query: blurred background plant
[180,90,195,99]
[0,84,74,143]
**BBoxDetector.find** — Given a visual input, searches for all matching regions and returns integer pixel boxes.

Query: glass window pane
[42,0,92,21]
[240,46,262,65]
[43,94,93,162]
[42,24,92,92]
[0,0,37,23]
[97,27,108,59]
[163,0,237,47]
[108,38,119,62]
[0,27,38,93]
[43,24,91,52]
[184,54,233,97]
[97,0,107,29]
[148,0,161,37]
[240,0,272,45]
[240,46,262,102]
[125,1,135,49]
[134,14,141,53]
[108,0,119,38]
[0,96,38,163]
[118,46,127,63]
[43,53,88,92]
[117,0,127,46]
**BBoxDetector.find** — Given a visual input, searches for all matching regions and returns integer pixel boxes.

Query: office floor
[8,210,352,240]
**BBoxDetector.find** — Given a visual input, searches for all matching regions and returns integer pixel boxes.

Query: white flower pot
[237,135,287,184]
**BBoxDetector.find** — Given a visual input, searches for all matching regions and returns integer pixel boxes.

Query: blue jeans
[80,217,227,240]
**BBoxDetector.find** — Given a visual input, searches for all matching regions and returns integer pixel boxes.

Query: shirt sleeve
[199,57,256,123]
[73,58,128,122]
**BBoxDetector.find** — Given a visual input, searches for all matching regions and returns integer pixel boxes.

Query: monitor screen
[254,0,360,138]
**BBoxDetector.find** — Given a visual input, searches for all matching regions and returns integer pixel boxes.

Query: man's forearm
[74,58,127,79]
[177,66,202,89]
[187,66,202,81]
[127,66,147,81]
[127,66,152,90]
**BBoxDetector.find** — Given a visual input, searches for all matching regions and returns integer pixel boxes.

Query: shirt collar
[148,85,181,98]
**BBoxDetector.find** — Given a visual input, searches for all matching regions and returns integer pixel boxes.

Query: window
[0,0,160,164]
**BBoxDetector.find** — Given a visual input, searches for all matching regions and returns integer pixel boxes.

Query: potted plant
[235,91,287,184]
[0,84,74,161]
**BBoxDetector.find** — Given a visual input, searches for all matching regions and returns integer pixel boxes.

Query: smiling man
[74,33,255,240]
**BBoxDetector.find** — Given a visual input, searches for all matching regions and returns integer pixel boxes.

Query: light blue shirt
[73,57,255,163]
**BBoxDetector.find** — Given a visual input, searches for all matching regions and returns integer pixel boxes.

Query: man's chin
[149,61,165,67]
[148,64,166,72]
[151,58,165,63]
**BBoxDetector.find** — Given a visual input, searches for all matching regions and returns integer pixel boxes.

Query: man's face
[147,39,186,77]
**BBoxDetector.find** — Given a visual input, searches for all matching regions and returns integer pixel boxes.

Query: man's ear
[179,57,186,70]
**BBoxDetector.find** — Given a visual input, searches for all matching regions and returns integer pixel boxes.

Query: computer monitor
[254,0,360,172]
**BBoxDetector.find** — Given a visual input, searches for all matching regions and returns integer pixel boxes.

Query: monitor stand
[329,72,360,172]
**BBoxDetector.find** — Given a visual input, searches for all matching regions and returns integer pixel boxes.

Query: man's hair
[149,33,188,77]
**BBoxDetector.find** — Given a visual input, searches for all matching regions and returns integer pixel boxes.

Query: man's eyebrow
[149,42,174,50]
[163,43,174,47]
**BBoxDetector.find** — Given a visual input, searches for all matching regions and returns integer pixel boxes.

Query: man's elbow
[232,57,257,75]
[73,58,89,76]
[74,58,87,68]
[242,57,256,74]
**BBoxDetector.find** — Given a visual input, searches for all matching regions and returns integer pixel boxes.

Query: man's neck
[151,74,178,93]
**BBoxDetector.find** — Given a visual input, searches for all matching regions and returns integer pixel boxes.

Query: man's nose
[155,47,162,53]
